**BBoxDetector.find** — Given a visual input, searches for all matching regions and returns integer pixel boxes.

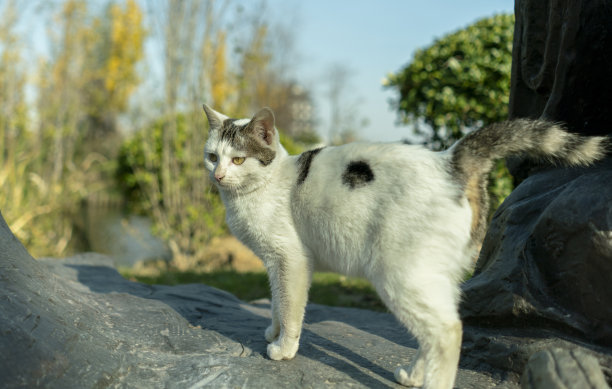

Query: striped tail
[450,119,609,244]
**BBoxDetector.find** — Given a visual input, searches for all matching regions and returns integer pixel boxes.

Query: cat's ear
[248,107,276,146]
[202,104,228,130]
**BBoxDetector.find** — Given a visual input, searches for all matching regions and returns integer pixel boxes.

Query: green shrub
[116,112,227,263]
[386,13,516,211]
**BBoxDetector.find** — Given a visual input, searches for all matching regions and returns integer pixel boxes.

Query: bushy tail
[450,118,609,244]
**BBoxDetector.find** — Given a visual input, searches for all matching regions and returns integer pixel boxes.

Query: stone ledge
[1,203,610,387]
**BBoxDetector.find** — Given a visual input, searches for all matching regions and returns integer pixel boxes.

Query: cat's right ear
[202,104,228,130]
[249,107,276,146]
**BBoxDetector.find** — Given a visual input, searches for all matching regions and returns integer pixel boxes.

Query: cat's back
[293,141,454,202]
[289,141,470,275]
[290,141,465,233]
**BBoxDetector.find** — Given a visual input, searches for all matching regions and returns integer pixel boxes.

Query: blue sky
[271,0,514,142]
[18,0,514,142]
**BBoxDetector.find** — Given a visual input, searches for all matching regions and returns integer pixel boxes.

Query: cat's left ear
[248,107,276,146]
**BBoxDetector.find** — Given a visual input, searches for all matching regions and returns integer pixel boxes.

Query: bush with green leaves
[386,13,515,209]
[116,112,227,263]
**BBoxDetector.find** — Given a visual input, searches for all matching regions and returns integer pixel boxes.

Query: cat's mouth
[214,180,231,188]
[214,179,239,192]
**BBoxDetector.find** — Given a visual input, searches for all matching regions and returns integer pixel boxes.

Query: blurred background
[1,0,513,308]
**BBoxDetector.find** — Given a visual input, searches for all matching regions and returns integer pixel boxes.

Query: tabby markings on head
[296,147,324,186]
[219,119,245,144]
[342,161,374,189]
[221,118,276,166]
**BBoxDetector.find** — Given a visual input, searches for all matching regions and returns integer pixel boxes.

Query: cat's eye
[232,156,246,165]
[208,153,218,162]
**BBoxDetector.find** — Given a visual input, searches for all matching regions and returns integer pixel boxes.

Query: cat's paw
[265,324,280,343]
[394,364,424,387]
[267,338,299,361]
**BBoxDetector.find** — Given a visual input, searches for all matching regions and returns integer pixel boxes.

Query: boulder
[460,159,612,387]
[462,159,612,345]
[521,348,608,389]
[0,212,512,388]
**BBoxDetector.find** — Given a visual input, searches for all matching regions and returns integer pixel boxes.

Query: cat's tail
[449,118,609,244]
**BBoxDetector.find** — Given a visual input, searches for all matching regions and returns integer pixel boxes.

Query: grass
[121,269,387,312]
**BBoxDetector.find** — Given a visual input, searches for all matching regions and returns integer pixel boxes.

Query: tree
[326,63,368,145]
[386,14,514,149]
[385,14,515,209]
[0,0,28,169]
[231,8,318,142]
[37,0,146,180]
[84,0,146,140]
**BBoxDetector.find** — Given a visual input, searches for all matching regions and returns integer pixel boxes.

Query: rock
[460,159,612,387]
[521,348,609,389]
[462,158,612,345]
[83,206,172,268]
[169,235,264,273]
[0,211,515,388]
[197,235,264,272]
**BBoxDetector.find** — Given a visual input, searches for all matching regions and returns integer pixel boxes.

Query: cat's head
[202,105,285,193]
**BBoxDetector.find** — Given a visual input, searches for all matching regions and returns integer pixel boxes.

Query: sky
[17,0,514,143]
[269,0,514,142]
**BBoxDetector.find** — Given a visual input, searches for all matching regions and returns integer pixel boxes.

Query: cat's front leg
[264,296,280,342]
[264,253,311,361]
[394,348,425,387]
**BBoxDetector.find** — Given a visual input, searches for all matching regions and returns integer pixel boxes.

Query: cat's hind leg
[372,271,462,389]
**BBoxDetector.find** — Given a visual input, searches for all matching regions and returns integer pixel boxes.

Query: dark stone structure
[508,0,612,179]
[509,0,612,137]
[461,0,612,385]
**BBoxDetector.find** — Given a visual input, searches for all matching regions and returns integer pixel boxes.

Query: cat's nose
[215,174,225,182]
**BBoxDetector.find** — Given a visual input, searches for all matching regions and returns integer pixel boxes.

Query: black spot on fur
[342,161,374,189]
[296,148,324,186]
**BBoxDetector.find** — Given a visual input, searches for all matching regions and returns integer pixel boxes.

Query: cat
[201,104,608,389]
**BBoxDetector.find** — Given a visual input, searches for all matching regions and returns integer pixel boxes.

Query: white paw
[267,338,299,361]
[265,325,280,343]
[395,365,424,387]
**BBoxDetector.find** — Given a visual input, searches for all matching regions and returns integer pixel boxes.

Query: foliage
[386,14,514,147]
[114,1,318,270]
[0,0,107,257]
[36,0,147,184]
[0,0,28,170]
[0,0,146,257]
[1,0,317,263]
[386,14,515,210]
[122,269,386,312]
[85,0,146,135]
[279,130,309,155]
[117,112,227,264]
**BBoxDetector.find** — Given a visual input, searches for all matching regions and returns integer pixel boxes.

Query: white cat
[202,105,608,389]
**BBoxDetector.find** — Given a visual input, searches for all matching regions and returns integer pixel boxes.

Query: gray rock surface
[0,212,513,388]
[459,159,612,388]
[462,159,612,346]
[521,348,608,389]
